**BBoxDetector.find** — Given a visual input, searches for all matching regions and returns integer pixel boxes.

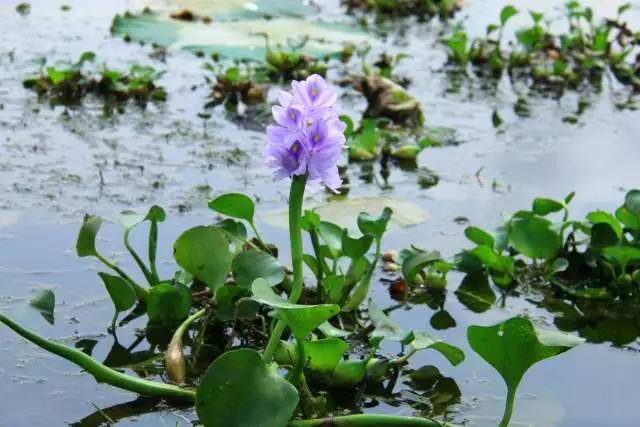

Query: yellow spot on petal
[311,87,318,96]
[291,143,299,153]
[313,134,320,143]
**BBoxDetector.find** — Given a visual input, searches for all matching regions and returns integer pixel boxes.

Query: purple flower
[265,74,345,192]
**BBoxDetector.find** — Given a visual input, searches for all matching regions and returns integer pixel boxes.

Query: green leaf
[30,289,55,325]
[357,207,392,245]
[341,231,373,260]
[624,190,640,215]
[468,317,583,424]
[464,226,495,248]
[318,221,343,259]
[147,283,191,324]
[615,207,640,231]
[587,210,623,239]
[173,226,232,291]
[215,286,259,321]
[402,250,441,283]
[196,348,299,427]
[98,272,136,313]
[76,215,101,257]
[209,193,255,224]
[232,249,284,289]
[455,271,496,313]
[410,331,465,366]
[532,198,565,216]
[368,299,463,365]
[331,359,368,387]
[500,5,518,26]
[590,223,620,249]
[508,211,561,259]
[318,322,351,338]
[276,338,349,374]
[391,145,421,160]
[602,246,640,273]
[251,279,339,340]
[322,274,347,304]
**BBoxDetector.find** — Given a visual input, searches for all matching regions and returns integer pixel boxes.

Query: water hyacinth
[266,74,346,192]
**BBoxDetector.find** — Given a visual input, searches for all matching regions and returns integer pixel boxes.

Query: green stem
[343,239,381,311]
[499,388,516,427]
[96,253,148,304]
[148,220,160,284]
[0,313,194,400]
[250,221,266,246]
[124,228,155,287]
[263,174,307,362]
[287,175,307,303]
[288,415,442,427]
[309,229,324,283]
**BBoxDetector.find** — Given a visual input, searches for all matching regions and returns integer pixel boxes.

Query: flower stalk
[263,174,307,363]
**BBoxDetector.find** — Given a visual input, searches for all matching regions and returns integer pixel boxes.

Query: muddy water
[1,0,639,425]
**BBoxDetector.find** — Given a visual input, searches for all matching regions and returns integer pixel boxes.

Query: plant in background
[442,1,640,114]
[342,0,461,21]
[204,60,268,113]
[22,52,167,110]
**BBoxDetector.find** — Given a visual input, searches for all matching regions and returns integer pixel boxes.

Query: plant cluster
[384,190,640,306]
[444,2,640,95]
[342,0,460,21]
[22,52,167,109]
[0,76,583,427]
[204,61,268,112]
[342,116,455,163]
[0,190,582,427]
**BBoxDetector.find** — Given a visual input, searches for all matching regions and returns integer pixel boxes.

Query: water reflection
[532,289,640,348]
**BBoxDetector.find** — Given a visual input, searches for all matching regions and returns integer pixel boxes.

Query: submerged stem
[287,414,442,427]
[263,175,307,363]
[0,313,194,400]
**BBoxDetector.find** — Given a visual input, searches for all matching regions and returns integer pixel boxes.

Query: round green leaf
[209,193,255,223]
[508,212,561,259]
[625,190,640,215]
[147,283,191,324]
[232,249,284,289]
[196,348,299,427]
[98,272,136,313]
[174,226,232,291]
[468,317,583,401]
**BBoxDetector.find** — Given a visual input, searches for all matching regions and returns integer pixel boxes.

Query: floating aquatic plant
[1,75,473,426]
[22,52,167,110]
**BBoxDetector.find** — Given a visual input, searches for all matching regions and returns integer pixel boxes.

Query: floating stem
[0,313,194,400]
